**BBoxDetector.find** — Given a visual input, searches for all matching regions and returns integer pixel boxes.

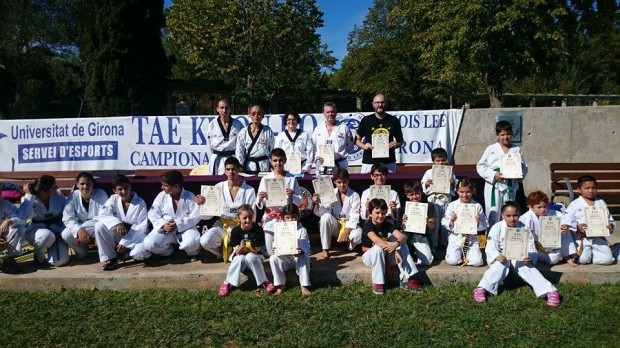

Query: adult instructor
[355,94,403,173]
[207,98,244,175]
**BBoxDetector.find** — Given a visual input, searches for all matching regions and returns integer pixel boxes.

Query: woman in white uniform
[18,175,67,266]
[274,111,314,173]
[61,172,109,261]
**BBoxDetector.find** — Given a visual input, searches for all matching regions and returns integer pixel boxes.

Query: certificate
[318,144,335,167]
[455,203,478,235]
[265,178,287,207]
[584,206,610,237]
[404,202,428,234]
[312,177,337,205]
[274,221,298,256]
[431,165,453,194]
[500,153,523,179]
[200,185,222,216]
[371,133,390,158]
[369,185,391,204]
[285,151,302,174]
[539,216,561,248]
[503,227,530,260]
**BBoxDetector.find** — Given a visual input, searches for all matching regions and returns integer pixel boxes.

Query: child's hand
[426,217,435,229]
[258,191,267,201]
[296,248,303,256]
[496,255,507,263]
[163,220,176,233]
[285,188,293,199]
[0,220,11,234]
[449,177,455,184]
[195,195,205,205]
[383,241,398,253]
[252,246,262,255]
[76,228,91,245]
[560,224,569,233]
[316,156,324,164]
[425,179,432,188]
[402,214,408,224]
[116,223,127,236]
[312,193,320,204]
[494,172,504,182]
[362,143,373,150]
[522,256,531,265]
[337,228,351,243]
[607,224,614,234]
[450,213,457,222]
[577,223,587,235]
[475,215,480,223]
[116,244,127,253]
[394,251,403,266]
[389,201,397,210]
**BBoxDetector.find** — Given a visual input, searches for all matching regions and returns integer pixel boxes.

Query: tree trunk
[484,72,503,108]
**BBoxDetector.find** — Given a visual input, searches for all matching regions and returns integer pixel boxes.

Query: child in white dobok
[474,201,560,307]
[94,175,151,270]
[519,191,577,267]
[399,180,434,266]
[312,168,362,260]
[269,204,311,295]
[562,175,615,265]
[0,197,25,274]
[441,178,488,266]
[219,204,276,297]
[198,157,256,261]
[143,170,202,263]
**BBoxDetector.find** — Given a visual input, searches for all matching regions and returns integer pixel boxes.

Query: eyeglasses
[373,101,386,104]
[372,173,387,178]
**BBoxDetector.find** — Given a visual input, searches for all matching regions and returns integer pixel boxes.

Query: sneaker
[473,287,487,303]
[1,257,21,274]
[547,290,560,307]
[219,281,231,297]
[101,258,118,271]
[401,278,422,292]
[263,281,276,294]
[158,255,171,264]
[372,283,385,295]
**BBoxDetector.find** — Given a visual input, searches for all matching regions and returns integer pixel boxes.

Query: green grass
[1,283,619,347]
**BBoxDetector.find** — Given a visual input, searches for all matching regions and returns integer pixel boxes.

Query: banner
[0,109,463,172]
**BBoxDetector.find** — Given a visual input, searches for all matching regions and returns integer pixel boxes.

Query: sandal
[102,258,118,271]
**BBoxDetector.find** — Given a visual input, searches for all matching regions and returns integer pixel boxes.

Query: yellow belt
[535,241,550,254]
[221,217,239,263]
[429,193,448,201]
[337,217,347,242]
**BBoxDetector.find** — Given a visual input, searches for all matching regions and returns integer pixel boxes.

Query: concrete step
[2,242,619,292]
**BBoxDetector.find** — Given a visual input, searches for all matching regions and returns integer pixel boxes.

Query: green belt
[491,168,513,207]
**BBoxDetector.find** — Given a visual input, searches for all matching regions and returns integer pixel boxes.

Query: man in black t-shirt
[355,94,404,173]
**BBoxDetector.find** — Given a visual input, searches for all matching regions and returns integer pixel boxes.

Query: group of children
[1,121,617,306]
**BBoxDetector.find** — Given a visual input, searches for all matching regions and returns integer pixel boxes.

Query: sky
[163,0,374,69]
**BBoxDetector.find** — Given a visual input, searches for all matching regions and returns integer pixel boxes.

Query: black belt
[245,156,269,174]
[32,216,62,225]
[213,150,235,156]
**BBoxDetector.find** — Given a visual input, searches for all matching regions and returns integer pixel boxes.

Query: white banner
[0,109,463,172]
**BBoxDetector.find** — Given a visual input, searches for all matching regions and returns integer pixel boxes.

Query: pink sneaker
[372,283,385,295]
[547,290,560,307]
[473,287,487,303]
[218,281,231,297]
[263,281,276,294]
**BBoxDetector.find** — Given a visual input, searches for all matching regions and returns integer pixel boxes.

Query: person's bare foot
[301,286,311,296]
[567,258,579,267]
[274,285,285,295]
[319,250,331,260]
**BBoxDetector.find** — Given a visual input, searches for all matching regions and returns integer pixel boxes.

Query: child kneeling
[269,204,311,295]
[219,204,275,297]
[362,198,422,294]
[474,201,560,307]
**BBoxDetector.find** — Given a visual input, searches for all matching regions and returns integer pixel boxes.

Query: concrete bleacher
[2,233,618,292]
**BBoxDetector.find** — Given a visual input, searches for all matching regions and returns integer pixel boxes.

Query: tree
[399,0,572,107]
[0,0,82,119]
[166,0,335,109]
[330,0,429,109]
[77,0,170,116]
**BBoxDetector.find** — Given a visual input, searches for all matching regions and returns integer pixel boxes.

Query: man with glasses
[355,94,404,173]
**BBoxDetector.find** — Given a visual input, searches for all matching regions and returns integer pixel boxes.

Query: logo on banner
[338,113,364,162]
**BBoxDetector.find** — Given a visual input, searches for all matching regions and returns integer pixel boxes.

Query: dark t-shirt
[356,113,403,165]
[361,219,396,248]
[230,224,265,249]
